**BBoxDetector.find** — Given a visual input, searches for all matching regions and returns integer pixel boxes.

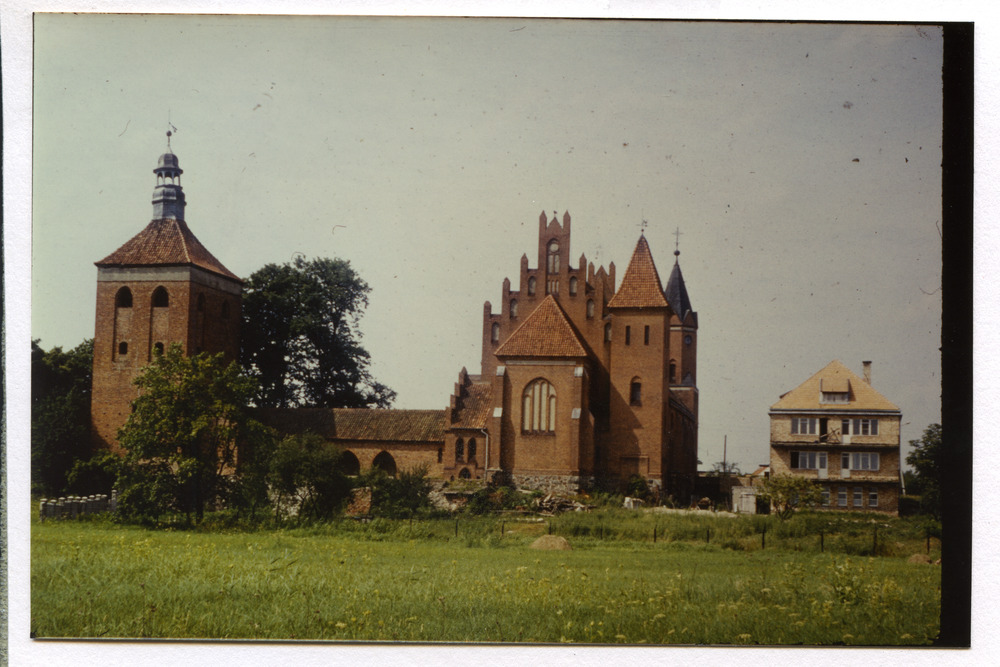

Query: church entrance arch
[372,451,397,477]
[337,450,361,476]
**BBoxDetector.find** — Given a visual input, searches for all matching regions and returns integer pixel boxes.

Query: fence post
[706,528,710,544]
[501,520,505,537]
[653,525,657,544]
[820,531,824,553]
[926,528,930,554]
[549,521,552,535]
[762,525,766,550]
[873,527,878,556]
[39,499,47,522]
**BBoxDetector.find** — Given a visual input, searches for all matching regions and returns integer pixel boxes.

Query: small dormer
[819,378,850,404]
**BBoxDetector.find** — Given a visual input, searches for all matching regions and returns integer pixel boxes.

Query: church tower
[90,134,242,451]
[664,243,698,423]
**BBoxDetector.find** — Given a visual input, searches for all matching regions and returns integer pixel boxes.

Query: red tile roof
[96,218,240,282]
[607,235,668,308]
[494,295,588,358]
[451,381,493,430]
[770,360,900,412]
[258,408,445,443]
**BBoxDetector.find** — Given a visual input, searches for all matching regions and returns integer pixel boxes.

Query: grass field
[31,510,941,644]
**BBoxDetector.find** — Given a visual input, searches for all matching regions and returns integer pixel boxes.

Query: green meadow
[31,509,941,644]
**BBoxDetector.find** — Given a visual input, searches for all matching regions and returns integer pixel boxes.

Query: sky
[28,14,944,474]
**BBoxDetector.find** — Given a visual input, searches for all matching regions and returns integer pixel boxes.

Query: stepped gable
[451,380,493,429]
[606,235,669,308]
[770,360,900,412]
[259,407,446,442]
[96,218,240,282]
[494,295,588,358]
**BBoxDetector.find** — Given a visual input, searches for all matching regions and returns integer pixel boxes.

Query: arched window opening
[604,323,612,342]
[197,293,206,312]
[337,451,361,476]
[468,438,477,460]
[152,286,169,308]
[669,361,677,384]
[118,341,128,356]
[455,438,465,462]
[372,451,397,477]
[221,301,231,319]
[459,468,472,480]
[630,378,642,406]
[510,299,518,318]
[625,325,632,345]
[528,277,537,296]
[115,287,133,308]
[569,276,578,296]
[154,342,165,355]
[587,299,595,318]
[491,322,500,343]
[547,240,560,274]
[522,379,557,434]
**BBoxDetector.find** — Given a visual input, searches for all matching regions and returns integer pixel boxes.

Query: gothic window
[528,277,537,295]
[630,378,642,406]
[118,341,128,356]
[456,438,465,462]
[115,287,133,308]
[547,240,560,274]
[522,379,557,434]
[152,286,169,308]
[468,438,477,460]
[510,299,518,318]
[459,468,472,479]
[491,322,500,342]
[587,299,595,318]
[569,276,578,295]
[604,323,612,342]
[669,361,677,383]
[197,293,206,312]
[221,301,231,319]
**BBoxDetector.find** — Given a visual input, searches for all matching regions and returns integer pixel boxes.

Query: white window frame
[868,487,878,508]
[821,392,849,404]
[837,486,847,507]
[790,451,827,470]
[853,486,863,507]
[791,417,817,435]
[522,379,557,434]
[821,486,831,506]
[842,418,879,436]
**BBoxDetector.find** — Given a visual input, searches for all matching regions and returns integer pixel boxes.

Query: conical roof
[607,235,668,308]
[495,295,588,358]
[770,360,900,412]
[96,218,240,282]
[664,258,693,321]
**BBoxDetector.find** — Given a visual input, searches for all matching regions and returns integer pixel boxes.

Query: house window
[510,299,518,318]
[115,287,133,308]
[152,286,169,307]
[587,299,595,318]
[468,438,477,460]
[821,392,849,403]
[522,379,557,434]
[669,362,677,383]
[118,341,128,356]
[644,325,650,345]
[853,487,863,507]
[842,418,879,436]
[838,487,848,507]
[843,452,880,471]
[455,438,465,462]
[569,276,578,295]
[528,277,536,295]
[630,379,642,406]
[604,323,612,342]
[868,488,878,508]
[625,326,631,345]
[790,451,827,470]
[547,240,560,274]
[790,418,817,435]
[821,486,831,506]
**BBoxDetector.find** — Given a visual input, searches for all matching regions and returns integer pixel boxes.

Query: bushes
[360,464,434,519]
[268,434,354,522]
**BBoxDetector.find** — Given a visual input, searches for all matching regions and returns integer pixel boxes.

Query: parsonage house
[768,360,903,514]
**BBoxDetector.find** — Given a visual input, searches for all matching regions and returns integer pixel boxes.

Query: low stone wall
[39,491,117,521]
[509,474,595,495]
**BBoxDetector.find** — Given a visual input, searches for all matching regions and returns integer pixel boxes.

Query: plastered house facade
[768,360,902,514]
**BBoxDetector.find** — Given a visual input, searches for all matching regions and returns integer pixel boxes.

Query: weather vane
[674,227,682,256]
[640,219,649,235]
[167,111,178,150]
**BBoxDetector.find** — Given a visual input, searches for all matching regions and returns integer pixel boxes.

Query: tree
[905,423,943,518]
[116,344,274,524]
[268,433,354,522]
[709,460,742,476]
[31,339,94,495]
[756,474,823,520]
[241,256,396,409]
[359,464,433,519]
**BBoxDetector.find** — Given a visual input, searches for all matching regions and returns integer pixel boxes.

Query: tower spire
[152,131,185,220]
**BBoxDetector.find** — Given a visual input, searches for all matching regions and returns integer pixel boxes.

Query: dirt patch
[529,535,572,551]
[908,554,933,564]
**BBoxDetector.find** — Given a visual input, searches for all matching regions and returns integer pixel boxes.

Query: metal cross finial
[166,111,177,151]
[641,219,648,235]
[674,227,682,257]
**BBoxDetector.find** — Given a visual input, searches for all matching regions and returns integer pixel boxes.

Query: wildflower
[616,634,627,640]
[335,622,347,629]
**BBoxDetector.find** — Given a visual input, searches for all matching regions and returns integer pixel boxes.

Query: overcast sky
[29,14,943,473]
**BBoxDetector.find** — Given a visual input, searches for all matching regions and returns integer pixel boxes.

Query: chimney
[862,361,872,385]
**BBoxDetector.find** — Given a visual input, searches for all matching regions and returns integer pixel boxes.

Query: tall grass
[31,509,941,643]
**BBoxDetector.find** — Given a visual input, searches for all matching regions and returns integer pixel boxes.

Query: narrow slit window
[569,276,578,295]
[625,326,631,345]
[644,325,650,345]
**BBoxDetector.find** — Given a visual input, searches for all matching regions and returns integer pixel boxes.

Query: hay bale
[529,535,572,551]
[908,554,932,564]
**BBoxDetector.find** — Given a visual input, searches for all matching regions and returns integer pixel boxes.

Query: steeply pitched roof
[607,235,669,308]
[770,360,900,412]
[450,381,493,430]
[96,218,240,282]
[664,259,694,321]
[495,295,588,358]
[258,407,445,443]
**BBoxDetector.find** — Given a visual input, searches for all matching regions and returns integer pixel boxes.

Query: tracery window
[522,379,557,434]
[547,240,560,274]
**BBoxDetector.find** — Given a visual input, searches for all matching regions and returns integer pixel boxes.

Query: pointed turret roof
[495,295,588,358]
[770,360,900,412]
[607,235,669,308]
[96,218,241,282]
[664,258,694,321]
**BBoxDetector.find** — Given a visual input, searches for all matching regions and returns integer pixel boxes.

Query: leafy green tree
[66,450,122,497]
[268,433,353,522]
[756,474,823,520]
[116,344,274,524]
[360,464,433,518]
[905,423,943,518]
[31,339,94,495]
[241,256,396,409]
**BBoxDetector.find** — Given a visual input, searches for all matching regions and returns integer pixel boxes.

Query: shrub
[66,450,121,497]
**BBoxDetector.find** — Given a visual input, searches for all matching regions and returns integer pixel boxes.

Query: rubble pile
[532,493,591,515]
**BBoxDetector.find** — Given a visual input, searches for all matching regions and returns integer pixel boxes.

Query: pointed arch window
[630,378,642,406]
[491,322,500,343]
[569,276,578,296]
[669,361,677,384]
[522,379,557,434]
[154,342,165,355]
[510,299,518,318]
[528,277,537,296]
[587,299,595,318]
[455,438,465,462]
[468,438,477,460]
[604,323,612,342]
[118,341,129,356]
[152,286,169,308]
[115,287,133,308]
[547,240,560,274]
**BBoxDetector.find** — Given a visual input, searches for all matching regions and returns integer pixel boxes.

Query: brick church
[92,142,699,500]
